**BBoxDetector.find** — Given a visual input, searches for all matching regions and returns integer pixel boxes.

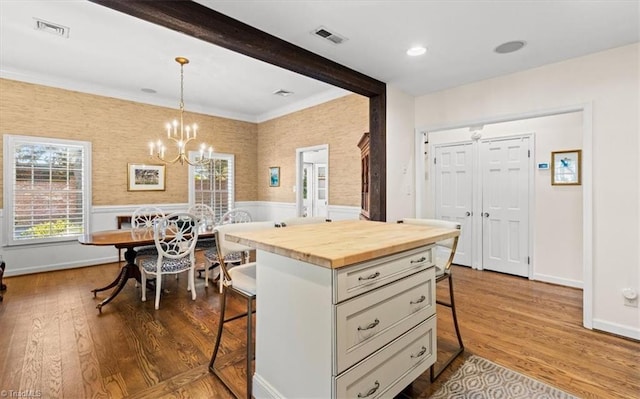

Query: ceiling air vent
[33,18,70,38]
[312,26,347,45]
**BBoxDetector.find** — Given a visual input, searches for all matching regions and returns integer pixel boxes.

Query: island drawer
[334,315,436,399]
[334,246,434,303]
[334,267,435,374]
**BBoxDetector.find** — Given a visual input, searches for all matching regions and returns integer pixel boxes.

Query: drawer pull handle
[411,346,427,358]
[410,256,427,264]
[357,380,380,398]
[410,295,426,305]
[358,271,380,281]
[357,318,380,331]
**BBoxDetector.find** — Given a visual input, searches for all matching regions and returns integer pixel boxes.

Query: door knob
[483,212,490,218]
[465,211,471,216]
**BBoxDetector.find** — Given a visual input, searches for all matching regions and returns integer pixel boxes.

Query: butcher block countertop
[227,220,459,269]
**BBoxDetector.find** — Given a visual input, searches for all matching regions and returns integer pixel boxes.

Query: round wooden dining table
[78,227,215,313]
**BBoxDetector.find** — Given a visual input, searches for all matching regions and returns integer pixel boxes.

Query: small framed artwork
[551,150,581,186]
[269,166,280,187]
[128,163,166,191]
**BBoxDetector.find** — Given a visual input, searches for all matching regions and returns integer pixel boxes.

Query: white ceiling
[1,1,638,123]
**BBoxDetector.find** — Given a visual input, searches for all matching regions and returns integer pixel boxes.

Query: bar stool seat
[208,221,276,399]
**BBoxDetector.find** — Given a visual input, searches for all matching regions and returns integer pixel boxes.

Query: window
[189,152,234,223]
[3,135,91,246]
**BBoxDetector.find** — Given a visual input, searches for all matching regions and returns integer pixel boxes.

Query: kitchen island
[227,220,459,399]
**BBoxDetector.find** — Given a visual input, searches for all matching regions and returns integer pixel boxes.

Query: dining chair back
[187,203,217,247]
[131,205,166,262]
[209,221,276,399]
[219,209,252,225]
[139,212,199,310]
[202,208,253,288]
[187,204,216,227]
[399,218,463,381]
[132,205,165,229]
[188,204,219,286]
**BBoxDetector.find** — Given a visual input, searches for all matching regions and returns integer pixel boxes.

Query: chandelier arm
[157,153,183,165]
[148,56,212,166]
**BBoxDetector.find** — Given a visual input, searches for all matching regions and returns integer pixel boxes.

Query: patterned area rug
[430,356,578,399]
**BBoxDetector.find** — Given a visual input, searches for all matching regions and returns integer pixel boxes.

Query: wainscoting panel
[1,202,359,276]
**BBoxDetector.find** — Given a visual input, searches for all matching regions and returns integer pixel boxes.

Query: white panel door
[302,163,313,217]
[481,137,529,277]
[314,163,328,218]
[434,143,472,266]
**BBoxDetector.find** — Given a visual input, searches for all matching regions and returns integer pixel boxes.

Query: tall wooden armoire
[357,132,370,220]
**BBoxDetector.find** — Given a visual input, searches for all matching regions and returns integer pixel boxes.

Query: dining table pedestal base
[92,247,143,313]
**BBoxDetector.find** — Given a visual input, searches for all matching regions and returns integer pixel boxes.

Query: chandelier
[149,57,212,166]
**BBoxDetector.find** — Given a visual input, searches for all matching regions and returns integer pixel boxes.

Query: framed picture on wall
[128,163,166,191]
[551,150,581,185]
[269,166,280,187]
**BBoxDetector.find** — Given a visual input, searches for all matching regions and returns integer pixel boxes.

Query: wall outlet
[622,288,638,307]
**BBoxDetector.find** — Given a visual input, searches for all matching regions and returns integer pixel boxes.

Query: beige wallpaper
[257,94,369,206]
[0,78,258,207]
[0,79,368,209]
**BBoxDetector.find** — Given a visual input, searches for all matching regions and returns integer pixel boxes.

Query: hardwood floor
[0,261,638,398]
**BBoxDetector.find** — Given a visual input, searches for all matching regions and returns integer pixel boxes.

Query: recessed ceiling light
[141,88,157,94]
[494,40,526,54]
[407,46,427,56]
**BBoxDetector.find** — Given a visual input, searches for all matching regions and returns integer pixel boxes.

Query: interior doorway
[296,145,329,218]
[417,106,591,329]
[434,135,531,277]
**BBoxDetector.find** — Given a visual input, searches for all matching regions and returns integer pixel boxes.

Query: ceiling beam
[89,0,387,221]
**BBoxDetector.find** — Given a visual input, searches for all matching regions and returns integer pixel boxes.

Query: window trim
[188,151,235,222]
[3,134,92,246]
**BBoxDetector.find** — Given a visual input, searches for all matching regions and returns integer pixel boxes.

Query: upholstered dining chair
[400,218,463,381]
[279,216,331,226]
[202,209,253,288]
[187,203,216,240]
[139,212,199,310]
[187,204,218,282]
[131,205,165,264]
[209,221,276,399]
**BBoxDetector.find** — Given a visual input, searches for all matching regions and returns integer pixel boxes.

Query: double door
[434,136,530,277]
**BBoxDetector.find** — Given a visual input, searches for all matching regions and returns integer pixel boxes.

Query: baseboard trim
[4,257,117,277]
[252,373,284,399]
[592,318,640,341]
[532,273,583,289]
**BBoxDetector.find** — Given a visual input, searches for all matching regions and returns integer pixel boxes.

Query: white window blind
[190,152,234,224]
[3,135,91,245]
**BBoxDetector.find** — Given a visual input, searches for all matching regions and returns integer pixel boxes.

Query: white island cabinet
[226,220,459,399]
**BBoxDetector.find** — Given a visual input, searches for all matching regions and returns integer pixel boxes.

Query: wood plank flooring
[0,261,638,398]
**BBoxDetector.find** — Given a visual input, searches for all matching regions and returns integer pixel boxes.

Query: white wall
[427,113,584,288]
[413,43,639,339]
[386,84,417,222]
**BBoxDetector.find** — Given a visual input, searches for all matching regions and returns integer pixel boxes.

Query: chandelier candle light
[149,57,213,166]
